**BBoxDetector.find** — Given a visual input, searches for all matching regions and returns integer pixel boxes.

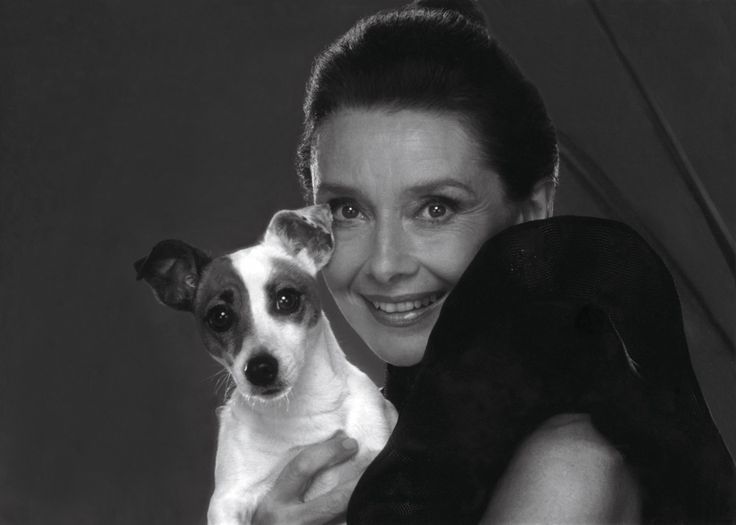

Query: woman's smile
[312,108,519,366]
[361,291,447,327]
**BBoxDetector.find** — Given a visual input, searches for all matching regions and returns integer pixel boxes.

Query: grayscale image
[1,1,734,523]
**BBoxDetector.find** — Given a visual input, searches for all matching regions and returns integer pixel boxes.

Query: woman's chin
[382,352,424,367]
[365,334,428,367]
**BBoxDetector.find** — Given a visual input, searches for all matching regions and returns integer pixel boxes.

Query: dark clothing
[348,216,735,524]
[382,363,420,413]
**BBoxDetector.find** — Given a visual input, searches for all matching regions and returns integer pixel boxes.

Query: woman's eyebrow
[315,179,476,198]
[314,182,363,198]
[405,179,476,197]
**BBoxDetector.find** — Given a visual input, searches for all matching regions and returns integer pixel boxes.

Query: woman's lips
[361,292,446,327]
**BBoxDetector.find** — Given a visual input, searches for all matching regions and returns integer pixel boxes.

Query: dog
[135,205,397,524]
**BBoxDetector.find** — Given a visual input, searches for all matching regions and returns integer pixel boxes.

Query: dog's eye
[275,288,301,314]
[206,305,234,332]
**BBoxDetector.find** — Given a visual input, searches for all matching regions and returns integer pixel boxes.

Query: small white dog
[135,205,397,524]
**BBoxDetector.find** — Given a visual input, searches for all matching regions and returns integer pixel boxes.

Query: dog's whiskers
[215,370,234,399]
[202,367,226,383]
[202,363,236,401]
[284,389,293,413]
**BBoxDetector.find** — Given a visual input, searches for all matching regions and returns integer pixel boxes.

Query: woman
[252,1,734,523]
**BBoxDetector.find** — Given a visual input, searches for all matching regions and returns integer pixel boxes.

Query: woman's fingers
[272,431,358,501]
[251,432,359,524]
[253,477,358,525]
[299,476,360,525]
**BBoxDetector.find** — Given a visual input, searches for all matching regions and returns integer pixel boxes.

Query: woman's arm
[481,414,641,524]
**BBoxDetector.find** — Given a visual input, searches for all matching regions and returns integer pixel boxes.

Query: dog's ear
[264,205,334,272]
[134,239,211,311]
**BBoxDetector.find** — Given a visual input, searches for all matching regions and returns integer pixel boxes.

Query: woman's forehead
[312,108,496,196]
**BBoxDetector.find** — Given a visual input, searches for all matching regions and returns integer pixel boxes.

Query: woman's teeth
[371,294,439,313]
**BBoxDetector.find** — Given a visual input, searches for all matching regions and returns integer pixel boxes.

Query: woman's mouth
[361,292,446,327]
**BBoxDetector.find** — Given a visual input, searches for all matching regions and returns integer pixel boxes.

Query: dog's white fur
[200,207,397,524]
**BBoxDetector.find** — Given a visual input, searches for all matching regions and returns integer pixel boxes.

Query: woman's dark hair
[297,0,559,202]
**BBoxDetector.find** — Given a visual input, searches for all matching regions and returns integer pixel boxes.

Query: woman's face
[311,109,521,366]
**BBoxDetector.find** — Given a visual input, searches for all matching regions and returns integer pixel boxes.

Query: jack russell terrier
[135,205,397,524]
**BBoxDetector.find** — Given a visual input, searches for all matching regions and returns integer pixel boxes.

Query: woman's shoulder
[481,413,641,524]
[522,413,625,461]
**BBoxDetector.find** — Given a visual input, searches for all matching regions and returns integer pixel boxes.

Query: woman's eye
[426,202,447,218]
[339,203,359,219]
[418,198,456,221]
[274,288,301,314]
[206,305,234,332]
[329,199,363,221]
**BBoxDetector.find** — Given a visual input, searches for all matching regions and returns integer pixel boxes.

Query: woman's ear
[516,178,556,223]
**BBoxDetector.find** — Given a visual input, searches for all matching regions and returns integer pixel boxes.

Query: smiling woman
[243,0,734,523]
[312,109,547,366]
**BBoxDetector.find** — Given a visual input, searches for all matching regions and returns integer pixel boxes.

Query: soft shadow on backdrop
[1,1,734,523]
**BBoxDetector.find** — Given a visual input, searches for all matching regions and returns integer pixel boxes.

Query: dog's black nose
[245,354,279,387]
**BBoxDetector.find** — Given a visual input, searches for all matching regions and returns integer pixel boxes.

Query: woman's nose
[366,219,419,284]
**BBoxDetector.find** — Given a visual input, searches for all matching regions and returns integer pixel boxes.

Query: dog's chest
[215,397,349,484]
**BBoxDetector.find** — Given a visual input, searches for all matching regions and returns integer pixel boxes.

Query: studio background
[1,1,734,524]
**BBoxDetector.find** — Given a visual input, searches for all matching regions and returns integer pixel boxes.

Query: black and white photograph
[1,1,734,523]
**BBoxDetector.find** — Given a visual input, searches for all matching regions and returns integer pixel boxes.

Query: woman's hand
[251,431,360,525]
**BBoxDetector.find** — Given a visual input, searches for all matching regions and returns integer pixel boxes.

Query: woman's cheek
[323,228,366,296]
[419,237,472,285]
[415,223,494,284]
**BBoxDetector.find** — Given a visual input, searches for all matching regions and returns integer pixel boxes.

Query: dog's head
[135,205,334,406]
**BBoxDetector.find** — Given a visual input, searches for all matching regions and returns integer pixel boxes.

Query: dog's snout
[245,353,279,387]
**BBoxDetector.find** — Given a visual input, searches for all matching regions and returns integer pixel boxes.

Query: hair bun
[410,0,487,27]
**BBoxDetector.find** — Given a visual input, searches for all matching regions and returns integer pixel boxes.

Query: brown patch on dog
[194,257,252,360]
[266,258,322,327]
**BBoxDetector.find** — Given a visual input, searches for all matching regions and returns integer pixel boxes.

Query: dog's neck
[289,316,349,413]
